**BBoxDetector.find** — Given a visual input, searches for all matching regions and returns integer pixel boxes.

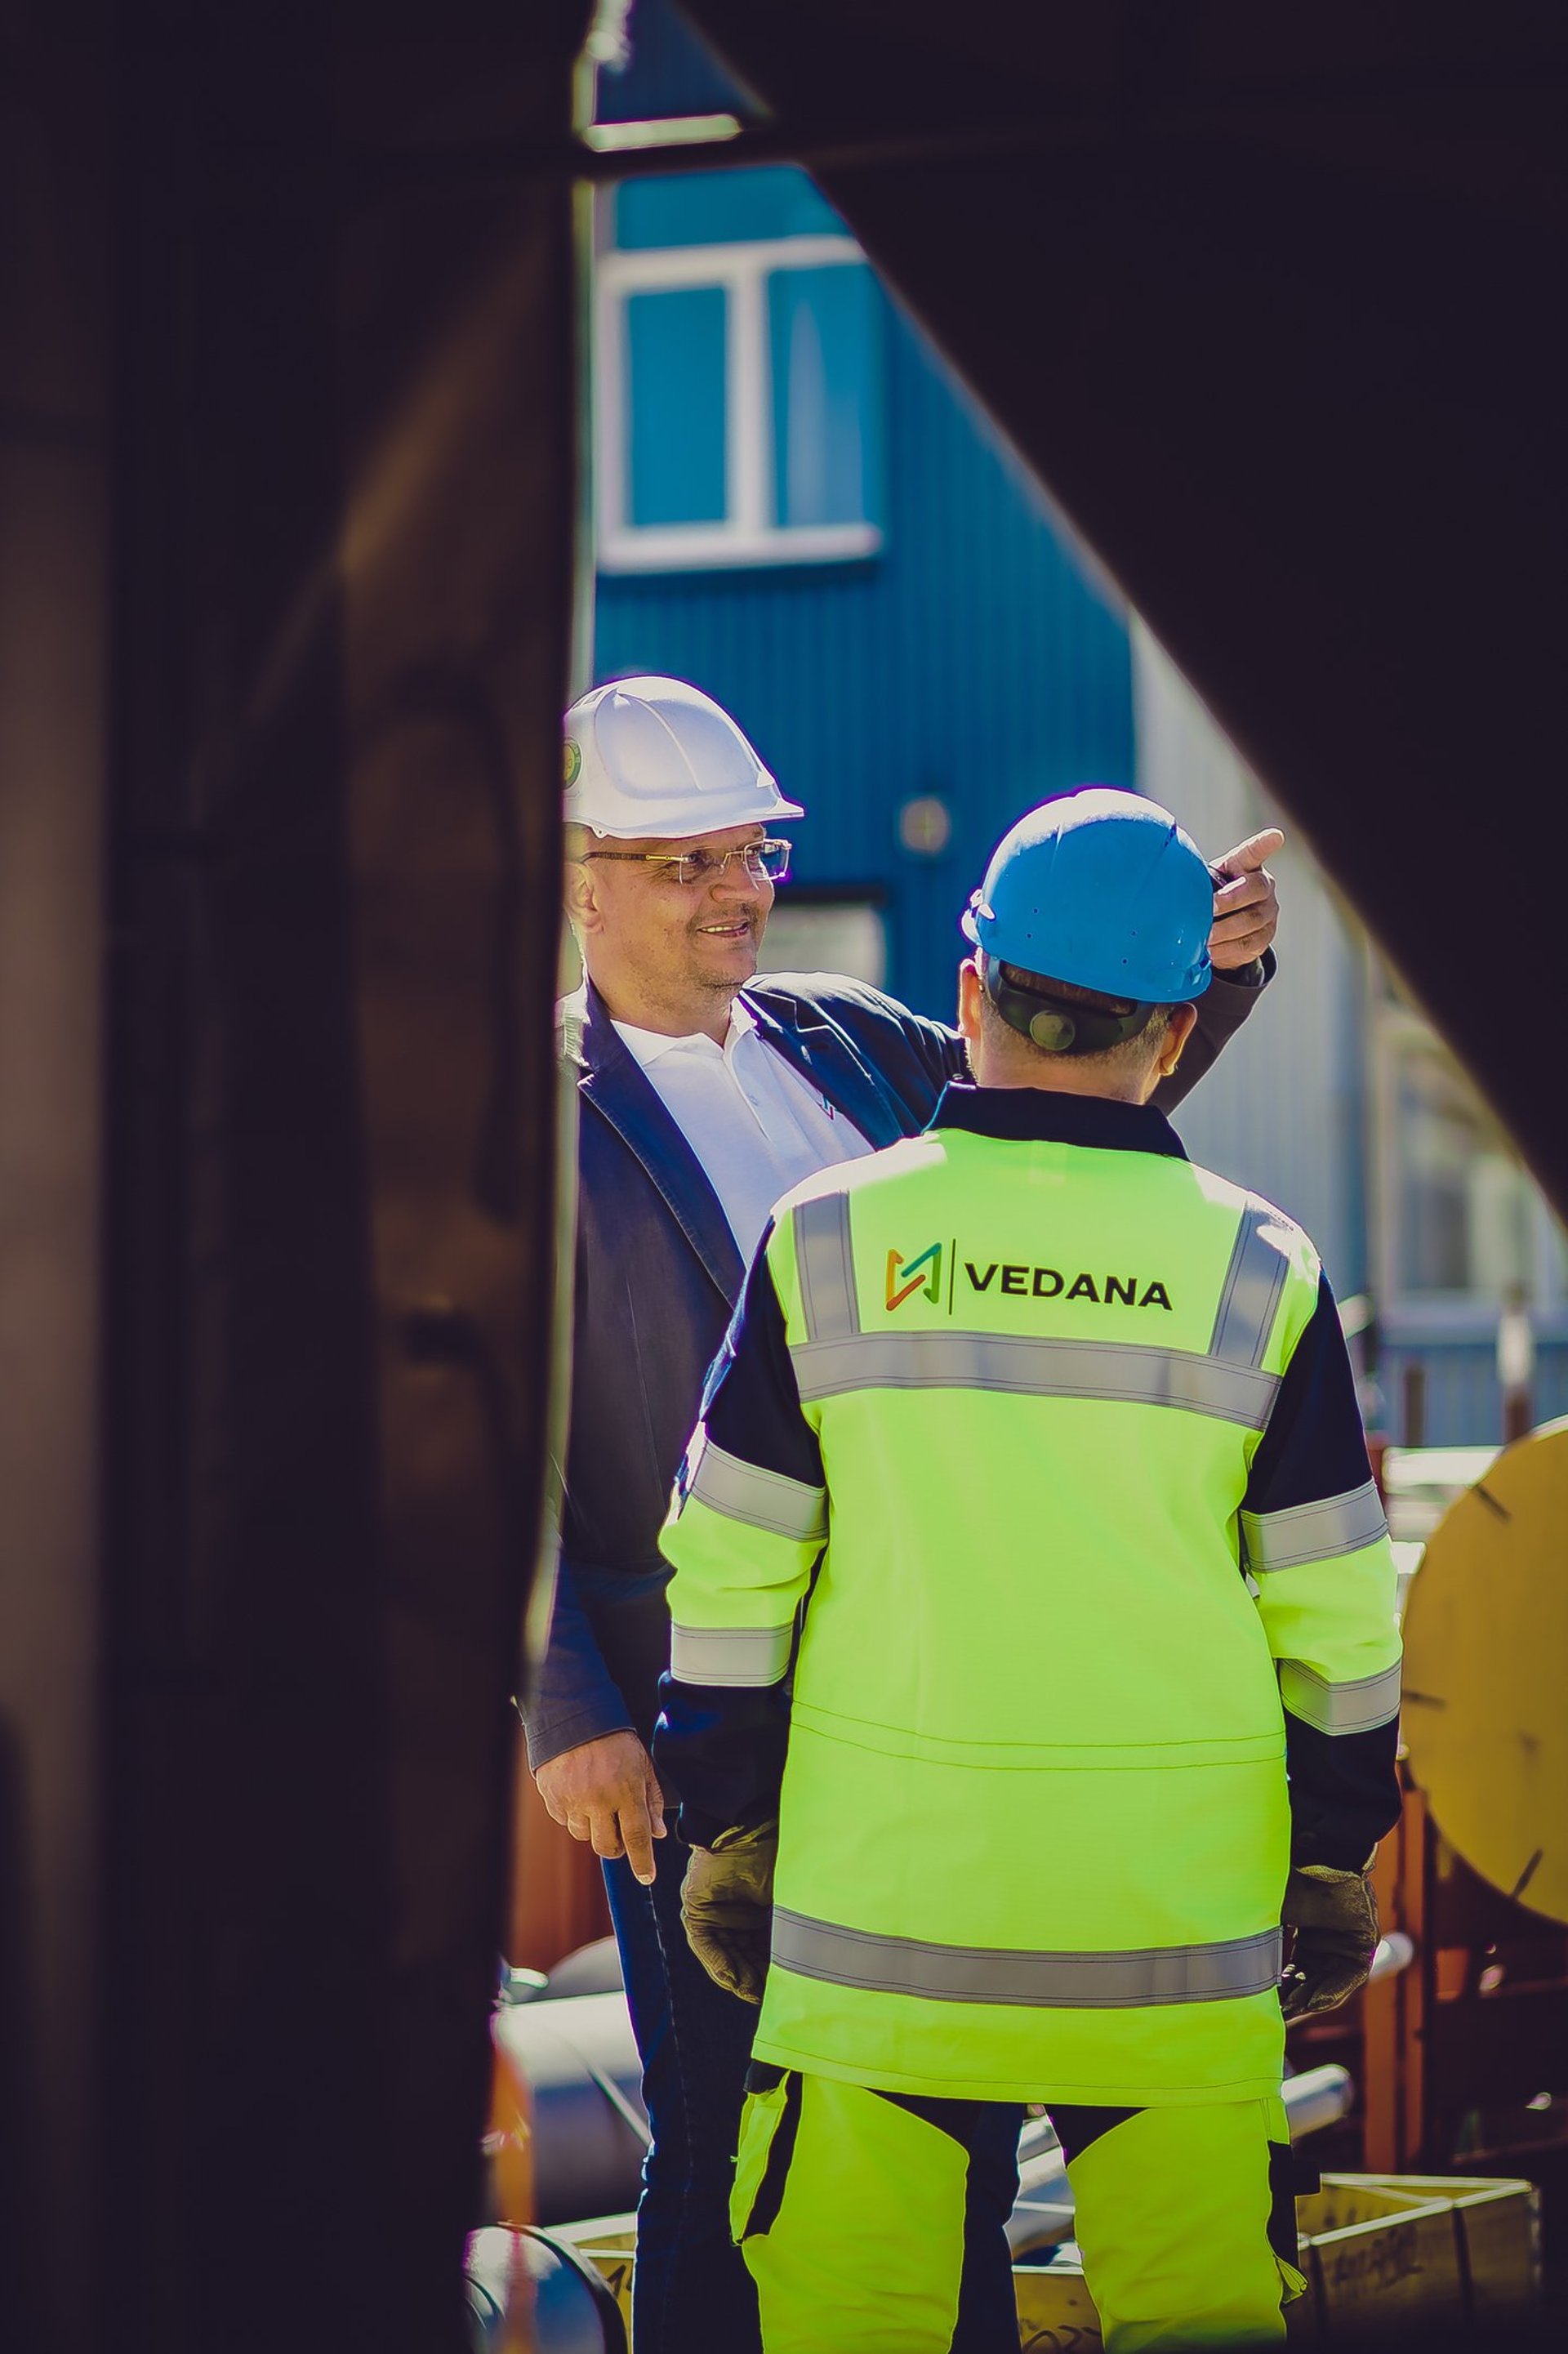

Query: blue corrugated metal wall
[593,11,1134,1019]
[595,297,1134,1019]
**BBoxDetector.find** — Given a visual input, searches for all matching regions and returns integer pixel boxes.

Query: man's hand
[1281,1865,1379,2020]
[681,1821,778,2005]
[534,1730,667,1886]
[1209,827,1285,972]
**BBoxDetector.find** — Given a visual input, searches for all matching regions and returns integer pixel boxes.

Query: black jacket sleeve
[519,1558,636,1771]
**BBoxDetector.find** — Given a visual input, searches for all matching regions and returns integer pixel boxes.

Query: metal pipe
[1370,1931,1414,1982]
[490,1994,649,2228]
[466,2226,627,2352]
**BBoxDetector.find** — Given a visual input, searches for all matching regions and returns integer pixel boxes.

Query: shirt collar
[612,996,756,1068]
[929,1082,1187,1160]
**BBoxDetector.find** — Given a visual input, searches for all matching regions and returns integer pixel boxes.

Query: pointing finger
[1211,827,1285,881]
[619,1791,660,1886]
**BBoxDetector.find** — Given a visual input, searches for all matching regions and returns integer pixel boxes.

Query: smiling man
[523,675,1283,2354]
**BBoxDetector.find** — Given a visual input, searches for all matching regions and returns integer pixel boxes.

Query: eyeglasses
[582,839,792,887]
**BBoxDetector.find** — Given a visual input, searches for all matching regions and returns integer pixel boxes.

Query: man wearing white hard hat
[521,675,1283,2354]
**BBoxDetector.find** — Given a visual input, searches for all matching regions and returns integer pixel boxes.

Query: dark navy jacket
[523,963,1272,1770]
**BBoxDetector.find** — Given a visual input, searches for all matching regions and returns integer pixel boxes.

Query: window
[596,171,884,572]
[1372,999,1568,1312]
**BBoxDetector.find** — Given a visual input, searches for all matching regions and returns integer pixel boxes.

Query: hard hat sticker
[564,738,581,787]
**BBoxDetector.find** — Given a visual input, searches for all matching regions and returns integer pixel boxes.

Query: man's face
[569,823,778,1019]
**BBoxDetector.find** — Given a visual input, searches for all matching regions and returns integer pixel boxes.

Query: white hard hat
[564,675,804,838]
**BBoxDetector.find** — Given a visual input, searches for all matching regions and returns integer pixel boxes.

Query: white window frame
[595,234,884,572]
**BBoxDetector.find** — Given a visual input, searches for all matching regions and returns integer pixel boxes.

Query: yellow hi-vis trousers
[731,2067,1307,2354]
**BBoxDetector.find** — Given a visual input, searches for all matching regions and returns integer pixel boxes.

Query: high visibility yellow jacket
[654,1086,1402,2107]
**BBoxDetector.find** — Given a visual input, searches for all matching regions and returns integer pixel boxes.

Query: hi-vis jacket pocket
[730,2063,803,2243]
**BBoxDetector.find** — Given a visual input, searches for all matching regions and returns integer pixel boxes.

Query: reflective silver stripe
[1241,1481,1388,1575]
[791,1331,1279,1428]
[670,1622,794,1687]
[1279,1658,1402,1735]
[771,1910,1283,2008]
[794,1193,859,1344]
[1209,1202,1290,1370]
[689,1438,827,1544]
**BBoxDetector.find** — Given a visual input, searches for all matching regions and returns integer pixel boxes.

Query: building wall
[1130,622,1366,1295]
[592,4,1134,1019]
[1374,1340,1568,1451]
[596,270,1134,1019]
[593,0,738,124]
[1132,622,1568,1446]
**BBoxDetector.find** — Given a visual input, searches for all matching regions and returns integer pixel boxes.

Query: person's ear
[1156,1001,1199,1080]
[957,958,984,1047]
[565,854,603,936]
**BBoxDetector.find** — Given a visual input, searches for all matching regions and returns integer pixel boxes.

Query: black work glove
[1281,1865,1379,2020]
[680,1820,777,2006]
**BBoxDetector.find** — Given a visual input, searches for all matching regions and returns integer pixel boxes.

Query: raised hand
[1209,827,1285,971]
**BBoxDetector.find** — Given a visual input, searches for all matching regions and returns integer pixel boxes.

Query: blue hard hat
[961,787,1213,1002]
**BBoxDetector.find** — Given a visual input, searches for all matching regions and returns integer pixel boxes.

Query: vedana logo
[886,1242,943,1311]
[884,1241,1172,1314]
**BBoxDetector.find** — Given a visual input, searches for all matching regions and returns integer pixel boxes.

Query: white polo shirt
[613,997,875,1262]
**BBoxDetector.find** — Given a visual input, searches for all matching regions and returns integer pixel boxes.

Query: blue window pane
[626,287,728,526]
[768,265,883,530]
[616,167,844,251]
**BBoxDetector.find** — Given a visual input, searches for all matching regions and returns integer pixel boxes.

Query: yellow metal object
[555,2175,1539,2346]
[1401,1417,1568,1924]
